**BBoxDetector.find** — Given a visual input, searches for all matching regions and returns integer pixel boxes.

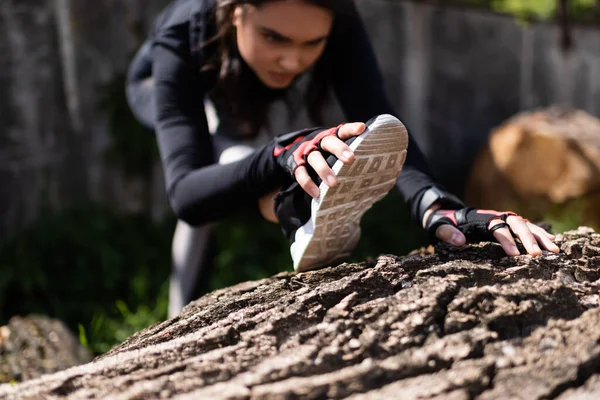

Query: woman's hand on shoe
[296,122,365,197]
[272,122,365,198]
[423,205,560,256]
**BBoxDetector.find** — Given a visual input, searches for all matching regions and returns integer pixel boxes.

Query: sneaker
[275,114,409,272]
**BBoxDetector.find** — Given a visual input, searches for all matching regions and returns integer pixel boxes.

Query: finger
[319,135,354,163]
[505,216,542,256]
[435,224,466,247]
[490,220,520,256]
[294,166,320,198]
[531,223,556,240]
[307,151,337,187]
[527,223,560,253]
[337,122,366,140]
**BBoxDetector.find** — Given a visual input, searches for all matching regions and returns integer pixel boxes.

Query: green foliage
[351,191,428,262]
[450,0,598,22]
[541,198,594,234]
[491,0,556,20]
[87,286,168,354]
[211,216,289,290]
[566,0,599,22]
[0,205,174,355]
[78,323,89,349]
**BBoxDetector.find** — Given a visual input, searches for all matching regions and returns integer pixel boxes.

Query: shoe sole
[291,114,409,272]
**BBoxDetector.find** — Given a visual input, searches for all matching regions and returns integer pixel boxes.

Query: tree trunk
[465,107,600,230]
[558,0,572,51]
[2,228,600,398]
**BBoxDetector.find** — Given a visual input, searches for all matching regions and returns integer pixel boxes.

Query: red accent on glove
[475,210,517,217]
[291,126,340,172]
[437,209,458,225]
[475,210,518,224]
[273,135,305,157]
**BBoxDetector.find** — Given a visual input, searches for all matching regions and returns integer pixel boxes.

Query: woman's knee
[171,220,214,270]
[258,189,280,223]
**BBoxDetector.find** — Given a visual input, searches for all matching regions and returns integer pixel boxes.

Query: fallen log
[1,227,600,399]
[466,107,600,229]
[0,316,92,384]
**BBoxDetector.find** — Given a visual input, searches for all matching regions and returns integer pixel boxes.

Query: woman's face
[233,0,333,89]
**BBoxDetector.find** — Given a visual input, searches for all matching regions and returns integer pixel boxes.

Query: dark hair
[203,0,352,138]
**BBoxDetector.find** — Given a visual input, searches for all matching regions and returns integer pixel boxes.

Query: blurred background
[1,0,600,360]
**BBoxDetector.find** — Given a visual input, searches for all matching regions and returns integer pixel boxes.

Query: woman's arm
[152,24,285,226]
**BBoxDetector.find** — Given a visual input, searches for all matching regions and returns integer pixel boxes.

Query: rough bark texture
[0,316,92,384]
[2,227,600,399]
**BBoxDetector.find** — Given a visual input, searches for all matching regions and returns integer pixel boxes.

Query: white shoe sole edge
[291,114,409,272]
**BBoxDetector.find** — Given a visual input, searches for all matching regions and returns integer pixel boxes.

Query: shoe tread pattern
[294,115,408,272]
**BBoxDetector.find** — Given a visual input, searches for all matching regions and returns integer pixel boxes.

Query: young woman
[126,0,559,317]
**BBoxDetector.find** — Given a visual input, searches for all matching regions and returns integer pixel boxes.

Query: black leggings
[125,41,273,318]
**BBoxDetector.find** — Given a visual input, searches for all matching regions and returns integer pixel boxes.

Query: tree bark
[0,316,92,384]
[2,228,600,399]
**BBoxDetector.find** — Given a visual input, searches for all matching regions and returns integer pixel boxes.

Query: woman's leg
[168,140,257,318]
[168,221,215,317]
[126,47,276,315]
[125,46,215,317]
[259,189,280,223]
[126,43,213,317]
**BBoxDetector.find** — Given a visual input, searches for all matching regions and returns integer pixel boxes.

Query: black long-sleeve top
[135,0,440,226]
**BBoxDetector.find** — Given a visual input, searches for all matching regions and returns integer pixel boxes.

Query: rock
[0,316,92,384]
[2,228,600,399]
[465,107,600,230]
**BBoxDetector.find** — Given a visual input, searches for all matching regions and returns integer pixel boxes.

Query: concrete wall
[357,0,600,195]
[1,0,600,236]
[0,0,170,236]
